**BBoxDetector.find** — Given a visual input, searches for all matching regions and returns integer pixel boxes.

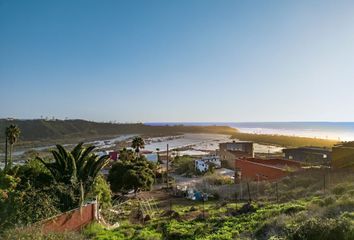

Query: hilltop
[0,119,237,143]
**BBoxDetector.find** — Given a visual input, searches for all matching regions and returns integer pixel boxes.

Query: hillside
[232,132,339,148]
[77,169,354,239]
[0,119,237,143]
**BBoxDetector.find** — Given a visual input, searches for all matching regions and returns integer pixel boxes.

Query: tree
[36,143,110,200]
[119,148,135,162]
[131,137,145,153]
[0,165,61,228]
[87,174,112,209]
[108,156,155,194]
[5,124,21,170]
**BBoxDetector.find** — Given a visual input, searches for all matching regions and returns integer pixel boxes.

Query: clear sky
[1,0,354,122]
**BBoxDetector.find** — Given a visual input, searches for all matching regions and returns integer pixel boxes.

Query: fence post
[247,182,251,202]
[323,173,326,194]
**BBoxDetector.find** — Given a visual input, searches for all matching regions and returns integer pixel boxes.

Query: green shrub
[134,228,162,240]
[332,184,349,196]
[289,216,354,240]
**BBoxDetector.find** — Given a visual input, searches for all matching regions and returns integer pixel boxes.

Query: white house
[195,154,221,173]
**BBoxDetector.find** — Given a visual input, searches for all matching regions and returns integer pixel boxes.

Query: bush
[289,216,354,240]
[87,175,112,209]
[108,156,155,194]
[332,184,349,196]
[203,174,233,186]
[173,156,196,176]
[1,226,84,240]
[135,228,162,240]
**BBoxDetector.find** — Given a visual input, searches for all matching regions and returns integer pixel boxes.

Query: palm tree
[5,124,21,169]
[131,136,145,153]
[37,143,109,199]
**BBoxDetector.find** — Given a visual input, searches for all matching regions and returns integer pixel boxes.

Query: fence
[193,168,354,203]
[41,201,98,233]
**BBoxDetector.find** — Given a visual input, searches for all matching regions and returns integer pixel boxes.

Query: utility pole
[4,137,8,170]
[166,144,169,189]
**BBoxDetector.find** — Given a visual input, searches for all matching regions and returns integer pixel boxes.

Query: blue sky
[1,0,354,122]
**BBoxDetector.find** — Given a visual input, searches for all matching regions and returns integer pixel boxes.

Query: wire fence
[191,168,354,203]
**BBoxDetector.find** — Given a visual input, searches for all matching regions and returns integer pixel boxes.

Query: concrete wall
[41,202,97,233]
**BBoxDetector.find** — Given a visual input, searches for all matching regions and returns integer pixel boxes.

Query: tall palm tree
[37,143,109,198]
[131,136,145,153]
[5,124,21,169]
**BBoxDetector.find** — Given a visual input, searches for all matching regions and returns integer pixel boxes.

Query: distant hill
[0,119,237,143]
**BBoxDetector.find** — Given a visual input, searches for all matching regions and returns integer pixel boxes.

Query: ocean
[145,122,354,141]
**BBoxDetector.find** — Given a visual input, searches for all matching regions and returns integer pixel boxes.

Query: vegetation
[36,143,110,201]
[2,226,84,240]
[131,136,145,153]
[4,124,21,170]
[84,169,354,240]
[0,119,237,145]
[173,155,196,176]
[108,155,155,194]
[0,142,112,231]
[232,131,339,148]
[88,175,112,209]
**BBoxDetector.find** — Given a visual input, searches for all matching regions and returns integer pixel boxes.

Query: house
[219,141,254,168]
[282,147,331,165]
[195,154,221,173]
[332,142,354,169]
[235,158,302,182]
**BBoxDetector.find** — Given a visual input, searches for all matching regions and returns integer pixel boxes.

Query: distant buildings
[332,142,354,169]
[219,141,254,168]
[235,158,302,182]
[282,147,331,165]
[195,154,221,173]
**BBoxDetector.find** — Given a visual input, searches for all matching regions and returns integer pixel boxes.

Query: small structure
[332,142,354,169]
[195,154,221,173]
[219,141,254,168]
[282,147,331,165]
[109,151,119,161]
[235,158,302,182]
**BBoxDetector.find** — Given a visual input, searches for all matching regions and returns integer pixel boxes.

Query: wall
[235,159,300,181]
[244,158,302,168]
[283,148,331,164]
[41,202,97,233]
[220,149,253,169]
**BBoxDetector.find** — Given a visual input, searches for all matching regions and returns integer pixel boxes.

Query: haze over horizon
[1,0,354,122]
